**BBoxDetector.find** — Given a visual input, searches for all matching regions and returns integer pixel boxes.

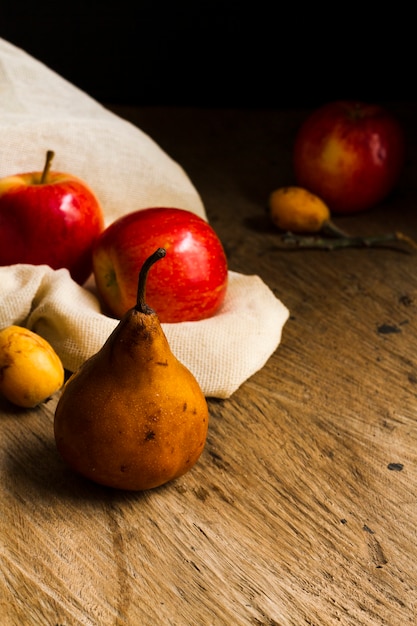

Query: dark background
[1,2,415,109]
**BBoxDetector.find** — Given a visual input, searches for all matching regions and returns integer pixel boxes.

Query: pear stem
[136,248,166,314]
[321,220,351,239]
[40,150,55,184]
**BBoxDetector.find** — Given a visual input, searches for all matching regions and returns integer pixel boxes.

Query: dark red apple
[0,151,104,284]
[92,207,228,323]
[293,101,406,214]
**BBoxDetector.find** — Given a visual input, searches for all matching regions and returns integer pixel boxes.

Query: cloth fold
[0,38,289,398]
[0,264,289,399]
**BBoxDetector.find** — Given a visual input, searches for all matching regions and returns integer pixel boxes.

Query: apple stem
[40,150,55,184]
[277,231,417,252]
[136,248,166,315]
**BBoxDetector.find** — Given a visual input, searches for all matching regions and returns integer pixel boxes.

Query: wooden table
[2,104,417,625]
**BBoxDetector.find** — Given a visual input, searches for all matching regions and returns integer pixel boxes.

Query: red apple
[92,207,228,323]
[0,151,104,284]
[293,101,406,214]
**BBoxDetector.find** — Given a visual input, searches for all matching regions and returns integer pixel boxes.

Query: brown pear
[54,248,209,490]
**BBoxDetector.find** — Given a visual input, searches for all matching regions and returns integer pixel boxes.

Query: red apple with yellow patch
[0,151,104,284]
[92,207,228,323]
[293,101,406,214]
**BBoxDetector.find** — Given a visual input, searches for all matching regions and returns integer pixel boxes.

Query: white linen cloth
[0,38,289,398]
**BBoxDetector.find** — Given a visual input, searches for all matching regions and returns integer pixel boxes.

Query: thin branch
[276,231,417,252]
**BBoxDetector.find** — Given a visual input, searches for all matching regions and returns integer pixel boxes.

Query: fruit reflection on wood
[54,248,209,491]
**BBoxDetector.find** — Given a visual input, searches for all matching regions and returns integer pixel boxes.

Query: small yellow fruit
[0,325,64,408]
[268,186,331,233]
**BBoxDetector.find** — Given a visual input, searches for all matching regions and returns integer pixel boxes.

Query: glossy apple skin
[293,101,406,214]
[0,171,104,284]
[92,207,229,323]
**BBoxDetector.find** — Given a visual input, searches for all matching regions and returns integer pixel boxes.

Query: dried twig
[278,231,417,252]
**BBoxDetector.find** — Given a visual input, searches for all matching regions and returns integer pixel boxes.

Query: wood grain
[1,104,417,625]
